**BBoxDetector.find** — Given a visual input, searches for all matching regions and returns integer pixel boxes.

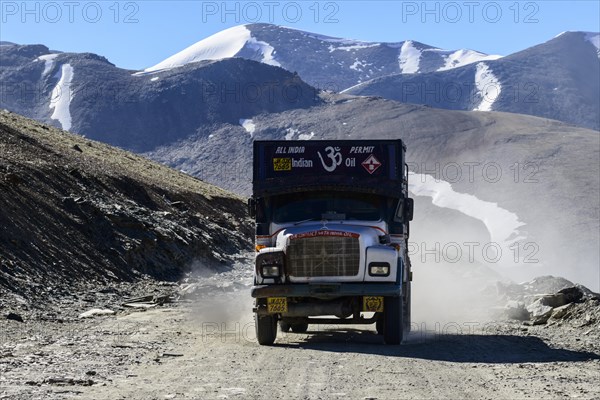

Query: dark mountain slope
[0,110,252,303]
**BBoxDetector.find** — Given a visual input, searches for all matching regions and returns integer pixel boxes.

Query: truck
[248,140,413,345]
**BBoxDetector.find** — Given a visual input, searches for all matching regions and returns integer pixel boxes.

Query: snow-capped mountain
[143,23,501,91]
[345,31,600,130]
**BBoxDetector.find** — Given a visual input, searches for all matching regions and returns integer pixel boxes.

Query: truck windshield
[272,192,383,223]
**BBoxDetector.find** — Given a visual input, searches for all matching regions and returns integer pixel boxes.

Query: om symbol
[317,146,342,172]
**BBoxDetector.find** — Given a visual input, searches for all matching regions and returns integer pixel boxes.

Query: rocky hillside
[0,111,252,305]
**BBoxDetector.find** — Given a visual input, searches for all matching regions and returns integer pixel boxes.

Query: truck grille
[286,236,360,277]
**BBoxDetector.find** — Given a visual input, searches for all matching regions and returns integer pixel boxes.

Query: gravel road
[2,258,599,400]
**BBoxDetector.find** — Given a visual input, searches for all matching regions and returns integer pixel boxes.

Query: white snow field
[246,37,281,66]
[398,41,421,74]
[37,54,59,77]
[473,62,502,111]
[144,25,280,72]
[437,49,502,71]
[49,64,74,131]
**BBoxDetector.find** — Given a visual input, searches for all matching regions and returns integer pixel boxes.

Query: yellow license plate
[363,296,384,312]
[267,297,288,313]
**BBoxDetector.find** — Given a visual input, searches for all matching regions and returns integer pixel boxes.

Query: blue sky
[1,1,599,70]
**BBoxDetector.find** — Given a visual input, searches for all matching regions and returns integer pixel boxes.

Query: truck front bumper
[251,283,401,299]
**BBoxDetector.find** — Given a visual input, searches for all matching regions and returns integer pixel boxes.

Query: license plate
[267,297,287,313]
[363,296,384,312]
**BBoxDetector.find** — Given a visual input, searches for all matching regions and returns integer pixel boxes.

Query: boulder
[539,293,567,308]
[527,299,553,325]
[6,312,24,322]
[550,303,576,320]
[558,286,585,303]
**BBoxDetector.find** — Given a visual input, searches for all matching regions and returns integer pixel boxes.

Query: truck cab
[249,140,413,345]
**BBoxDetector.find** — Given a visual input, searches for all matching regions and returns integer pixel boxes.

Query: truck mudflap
[251,283,401,299]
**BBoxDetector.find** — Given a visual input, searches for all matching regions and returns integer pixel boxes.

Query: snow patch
[144,25,251,72]
[584,32,600,58]
[409,173,525,251]
[298,132,314,140]
[330,43,380,52]
[285,127,300,140]
[239,119,256,137]
[473,62,501,112]
[49,64,74,131]
[398,41,421,74]
[37,54,59,77]
[349,59,370,72]
[246,37,280,66]
[437,49,502,71]
[150,76,159,82]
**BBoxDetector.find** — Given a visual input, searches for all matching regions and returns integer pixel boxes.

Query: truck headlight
[256,250,285,278]
[369,262,390,276]
[261,265,281,277]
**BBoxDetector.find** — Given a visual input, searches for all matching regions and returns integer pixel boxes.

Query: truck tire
[376,316,383,335]
[291,322,309,333]
[383,296,403,345]
[403,281,411,333]
[255,314,277,345]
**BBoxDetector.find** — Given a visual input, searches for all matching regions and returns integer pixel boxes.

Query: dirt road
[78,306,600,400]
[2,260,600,400]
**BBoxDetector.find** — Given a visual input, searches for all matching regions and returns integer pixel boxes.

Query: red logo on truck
[361,155,382,174]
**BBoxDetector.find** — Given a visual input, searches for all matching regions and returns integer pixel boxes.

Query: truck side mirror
[247,198,256,218]
[405,198,414,222]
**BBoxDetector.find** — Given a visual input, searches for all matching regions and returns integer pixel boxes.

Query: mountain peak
[144,25,252,72]
[142,23,501,89]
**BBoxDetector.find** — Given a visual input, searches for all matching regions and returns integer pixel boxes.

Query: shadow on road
[275,329,600,364]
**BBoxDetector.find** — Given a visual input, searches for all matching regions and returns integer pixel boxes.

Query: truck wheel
[383,296,403,345]
[291,322,309,333]
[255,314,277,345]
[403,281,412,333]
[376,316,383,335]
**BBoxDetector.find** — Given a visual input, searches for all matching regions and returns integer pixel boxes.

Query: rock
[122,303,156,309]
[78,309,115,318]
[522,276,575,294]
[505,301,529,321]
[527,299,553,317]
[527,299,553,325]
[44,377,94,386]
[539,293,567,308]
[6,312,24,322]
[550,303,575,320]
[72,144,83,152]
[557,286,585,303]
